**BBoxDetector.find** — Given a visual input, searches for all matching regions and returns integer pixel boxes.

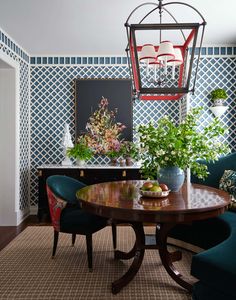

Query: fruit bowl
[139,189,170,198]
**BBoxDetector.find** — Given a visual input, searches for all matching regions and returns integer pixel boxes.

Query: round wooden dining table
[76,180,230,294]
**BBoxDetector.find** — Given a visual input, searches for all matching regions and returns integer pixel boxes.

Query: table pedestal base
[112,222,193,294]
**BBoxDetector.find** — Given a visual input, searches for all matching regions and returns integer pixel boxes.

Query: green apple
[150,186,162,192]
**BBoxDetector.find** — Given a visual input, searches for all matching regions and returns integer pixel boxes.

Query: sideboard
[37,164,141,221]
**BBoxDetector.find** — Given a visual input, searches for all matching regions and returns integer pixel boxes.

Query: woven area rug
[0,226,195,300]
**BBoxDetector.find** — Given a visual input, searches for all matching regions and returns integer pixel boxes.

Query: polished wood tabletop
[77,180,231,223]
[76,180,231,294]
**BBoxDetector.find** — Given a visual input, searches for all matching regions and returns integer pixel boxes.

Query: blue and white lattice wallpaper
[1,24,236,211]
[0,28,30,213]
[30,51,236,207]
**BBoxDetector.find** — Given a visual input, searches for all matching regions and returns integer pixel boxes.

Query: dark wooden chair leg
[52,230,59,258]
[72,233,76,246]
[112,222,117,249]
[86,234,93,272]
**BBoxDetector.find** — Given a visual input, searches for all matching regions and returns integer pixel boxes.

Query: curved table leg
[112,222,145,294]
[156,223,193,292]
[114,242,136,260]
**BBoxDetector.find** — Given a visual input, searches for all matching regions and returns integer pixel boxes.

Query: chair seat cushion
[192,281,236,300]
[60,207,107,235]
[169,215,231,249]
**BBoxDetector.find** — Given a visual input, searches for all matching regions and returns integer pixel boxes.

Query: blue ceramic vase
[158,166,185,192]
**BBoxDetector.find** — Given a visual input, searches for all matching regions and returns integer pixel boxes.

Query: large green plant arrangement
[67,137,93,161]
[137,107,229,179]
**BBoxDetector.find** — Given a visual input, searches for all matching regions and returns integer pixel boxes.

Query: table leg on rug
[156,222,193,292]
[112,222,145,294]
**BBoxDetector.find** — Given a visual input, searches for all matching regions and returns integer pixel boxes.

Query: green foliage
[211,88,228,101]
[120,141,140,159]
[106,149,121,159]
[67,137,93,160]
[137,107,230,180]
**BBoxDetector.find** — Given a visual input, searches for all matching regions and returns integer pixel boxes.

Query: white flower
[165,157,169,161]
[159,150,165,155]
[171,151,175,155]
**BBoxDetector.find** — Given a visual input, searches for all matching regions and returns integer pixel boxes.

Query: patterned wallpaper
[30,51,236,208]
[1,23,235,212]
[0,28,30,212]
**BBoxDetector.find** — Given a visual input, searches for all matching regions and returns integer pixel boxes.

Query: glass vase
[158,166,185,192]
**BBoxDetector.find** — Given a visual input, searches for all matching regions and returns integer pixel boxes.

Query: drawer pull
[122,170,126,177]
[80,170,85,177]
[38,170,42,177]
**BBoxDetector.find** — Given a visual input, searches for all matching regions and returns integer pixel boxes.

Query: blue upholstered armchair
[46,175,113,271]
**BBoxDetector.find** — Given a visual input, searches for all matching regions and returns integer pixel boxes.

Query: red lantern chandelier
[125,0,206,100]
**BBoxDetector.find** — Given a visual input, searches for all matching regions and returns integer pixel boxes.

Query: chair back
[46,185,67,231]
[46,175,86,231]
[191,152,236,188]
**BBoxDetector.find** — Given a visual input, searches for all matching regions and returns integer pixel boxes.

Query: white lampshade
[167,48,183,66]
[139,44,156,61]
[156,41,175,61]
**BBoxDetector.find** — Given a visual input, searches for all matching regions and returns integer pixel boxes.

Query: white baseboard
[30,205,38,215]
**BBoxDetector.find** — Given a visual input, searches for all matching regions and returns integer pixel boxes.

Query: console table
[37,164,141,221]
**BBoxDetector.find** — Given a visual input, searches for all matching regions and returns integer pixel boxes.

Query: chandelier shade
[125,1,206,100]
[167,48,183,66]
[156,41,175,61]
[139,44,157,61]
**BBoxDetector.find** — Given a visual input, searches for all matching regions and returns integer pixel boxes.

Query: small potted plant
[210,88,228,117]
[106,140,122,166]
[121,141,139,166]
[210,88,228,106]
[67,137,93,166]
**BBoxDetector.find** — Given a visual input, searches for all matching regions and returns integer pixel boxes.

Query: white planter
[76,159,85,166]
[210,106,228,118]
[212,99,225,106]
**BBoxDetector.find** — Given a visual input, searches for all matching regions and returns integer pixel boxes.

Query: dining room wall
[29,48,236,209]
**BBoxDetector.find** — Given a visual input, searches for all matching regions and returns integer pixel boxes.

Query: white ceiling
[0,0,235,56]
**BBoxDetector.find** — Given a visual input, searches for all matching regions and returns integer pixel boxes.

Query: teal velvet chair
[46,175,112,271]
[169,152,236,249]
[168,152,236,300]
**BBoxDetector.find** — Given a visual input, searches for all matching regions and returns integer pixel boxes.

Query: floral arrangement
[137,107,230,180]
[84,97,126,154]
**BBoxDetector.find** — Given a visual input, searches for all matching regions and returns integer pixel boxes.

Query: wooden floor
[0,216,49,251]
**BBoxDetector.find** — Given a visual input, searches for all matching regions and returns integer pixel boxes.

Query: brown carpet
[0,226,195,300]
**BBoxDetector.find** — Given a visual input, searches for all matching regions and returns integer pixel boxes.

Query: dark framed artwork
[75,79,133,141]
